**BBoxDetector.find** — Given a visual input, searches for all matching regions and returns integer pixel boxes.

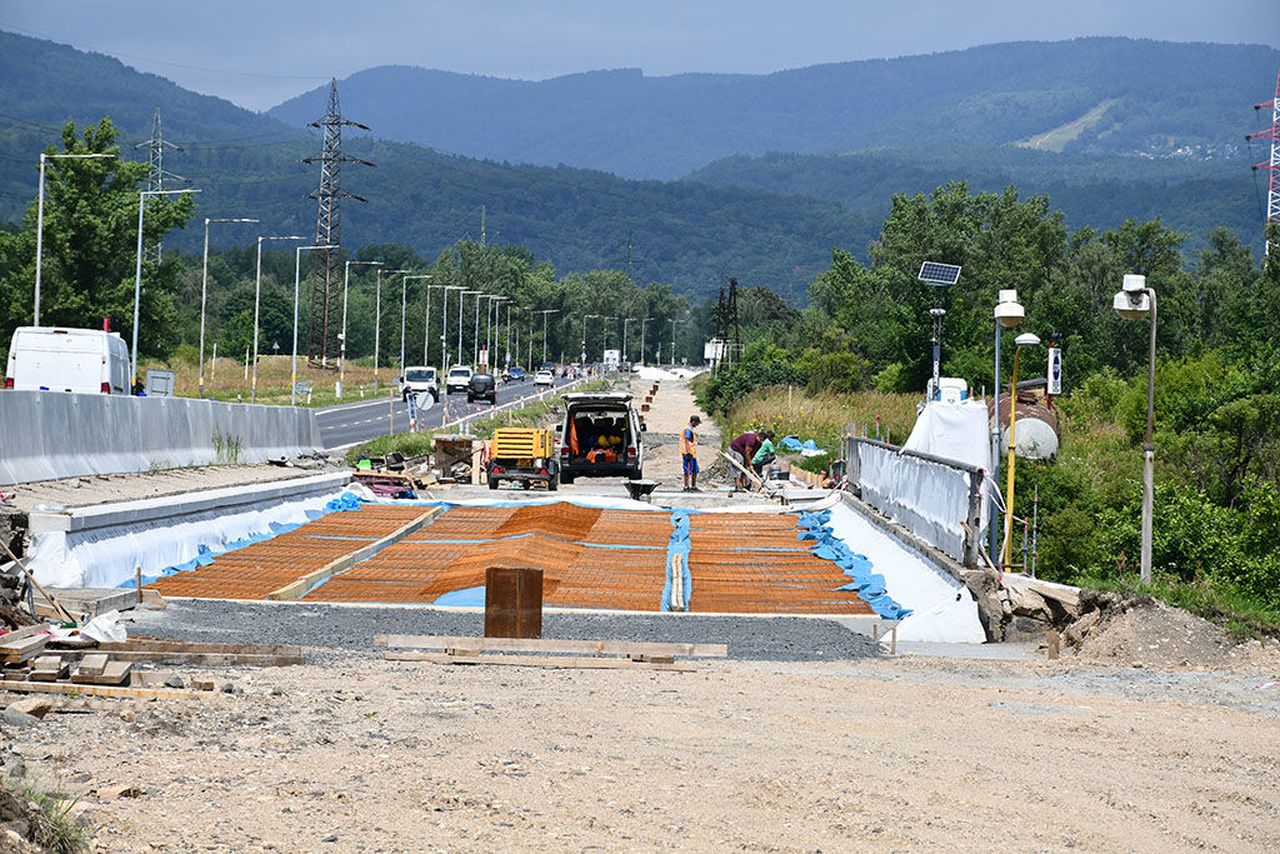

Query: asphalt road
[315,375,579,449]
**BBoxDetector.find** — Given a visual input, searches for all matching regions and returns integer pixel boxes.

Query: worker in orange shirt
[680,414,701,492]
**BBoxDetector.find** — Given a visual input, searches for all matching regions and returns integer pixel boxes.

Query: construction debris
[377,633,727,671]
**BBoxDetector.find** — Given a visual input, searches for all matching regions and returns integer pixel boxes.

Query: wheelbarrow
[624,479,661,502]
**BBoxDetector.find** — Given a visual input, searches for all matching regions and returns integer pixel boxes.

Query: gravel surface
[133,599,882,661]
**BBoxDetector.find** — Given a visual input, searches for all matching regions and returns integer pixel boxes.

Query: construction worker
[751,430,777,477]
[680,414,701,491]
[728,429,764,490]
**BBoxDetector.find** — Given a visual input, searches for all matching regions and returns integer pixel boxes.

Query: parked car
[445,364,473,394]
[467,372,497,404]
[4,326,130,394]
[556,392,645,483]
[533,369,554,387]
[398,366,438,403]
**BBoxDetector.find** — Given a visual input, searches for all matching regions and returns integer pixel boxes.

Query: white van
[4,326,130,394]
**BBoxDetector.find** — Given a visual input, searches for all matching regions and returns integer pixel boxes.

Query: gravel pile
[137,599,881,661]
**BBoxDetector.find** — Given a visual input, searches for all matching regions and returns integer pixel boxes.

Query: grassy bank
[139,354,393,407]
[720,384,918,451]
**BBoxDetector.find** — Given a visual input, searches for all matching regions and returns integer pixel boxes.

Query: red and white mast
[1247,67,1280,256]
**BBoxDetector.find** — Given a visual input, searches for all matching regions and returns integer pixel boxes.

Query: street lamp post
[441,285,463,370]
[339,259,382,398]
[459,290,479,367]
[200,217,258,398]
[292,245,337,405]
[1001,331,1041,569]
[252,235,306,402]
[418,275,436,365]
[132,187,200,389]
[534,309,559,366]
[670,316,688,366]
[373,268,410,382]
[622,318,634,363]
[581,314,600,364]
[400,274,431,375]
[1113,273,1158,583]
[991,289,1025,559]
[601,317,617,364]
[639,317,654,366]
[33,152,116,326]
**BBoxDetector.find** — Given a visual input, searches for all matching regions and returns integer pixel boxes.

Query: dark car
[467,372,497,404]
[508,367,526,382]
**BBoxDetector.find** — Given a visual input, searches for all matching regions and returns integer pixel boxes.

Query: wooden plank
[0,625,52,644]
[720,450,764,490]
[384,651,697,672]
[97,638,304,656]
[0,635,48,663]
[71,661,131,686]
[77,653,109,677]
[29,655,68,681]
[0,679,201,701]
[81,651,303,667]
[374,634,728,659]
[266,505,444,601]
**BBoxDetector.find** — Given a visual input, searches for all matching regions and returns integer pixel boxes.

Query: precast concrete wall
[0,391,322,485]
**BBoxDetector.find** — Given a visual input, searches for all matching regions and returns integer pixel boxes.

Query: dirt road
[14,652,1278,852]
[631,375,721,487]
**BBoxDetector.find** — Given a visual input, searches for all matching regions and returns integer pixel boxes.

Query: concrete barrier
[0,391,322,485]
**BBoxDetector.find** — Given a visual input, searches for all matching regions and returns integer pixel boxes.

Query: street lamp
[33,152,116,326]
[488,296,508,368]
[440,285,463,370]
[401,274,431,374]
[473,293,488,366]
[601,317,617,364]
[639,317,654,366]
[132,187,200,388]
[671,315,688,366]
[292,244,337,405]
[251,235,306,402]
[199,217,258,398]
[418,275,438,365]
[581,314,600,363]
[459,290,480,367]
[990,289,1025,558]
[339,259,382,398]
[1113,273,1158,583]
[534,309,559,367]
[1000,331,1041,569]
[374,268,411,382]
[622,318,635,363]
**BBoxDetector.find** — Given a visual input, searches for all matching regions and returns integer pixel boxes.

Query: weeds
[1075,574,1280,639]
[3,775,92,854]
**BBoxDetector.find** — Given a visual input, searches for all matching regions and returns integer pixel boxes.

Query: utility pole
[302,79,374,365]
[135,109,185,263]
[1248,66,1280,256]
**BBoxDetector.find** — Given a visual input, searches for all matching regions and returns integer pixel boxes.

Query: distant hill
[686,147,1266,254]
[268,38,1280,179]
[0,30,1269,298]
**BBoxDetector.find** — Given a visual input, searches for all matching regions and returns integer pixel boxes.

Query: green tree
[0,118,196,361]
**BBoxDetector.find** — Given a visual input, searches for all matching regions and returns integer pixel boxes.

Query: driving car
[467,372,498,404]
[508,366,527,382]
[445,364,473,394]
[534,369,554,387]
[398,366,438,403]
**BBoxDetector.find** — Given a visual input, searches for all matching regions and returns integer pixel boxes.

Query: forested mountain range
[0,30,1273,299]
[269,38,1279,179]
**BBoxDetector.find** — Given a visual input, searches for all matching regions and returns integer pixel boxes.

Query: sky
[2,0,1278,111]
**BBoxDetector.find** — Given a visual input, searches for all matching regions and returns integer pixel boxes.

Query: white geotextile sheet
[858,444,977,552]
[903,400,991,471]
[829,502,986,643]
[28,489,346,589]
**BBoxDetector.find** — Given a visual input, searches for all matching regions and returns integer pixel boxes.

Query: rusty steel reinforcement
[155,502,877,614]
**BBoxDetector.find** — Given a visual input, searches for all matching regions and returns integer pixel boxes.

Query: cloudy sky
[3,0,1277,111]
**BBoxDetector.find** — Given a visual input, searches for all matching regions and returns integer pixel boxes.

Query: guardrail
[0,391,322,485]
[845,435,985,567]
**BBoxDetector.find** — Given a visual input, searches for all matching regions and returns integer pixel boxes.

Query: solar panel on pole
[917,261,962,285]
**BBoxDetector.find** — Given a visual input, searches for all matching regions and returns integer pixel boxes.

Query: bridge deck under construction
[149,502,873,615]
